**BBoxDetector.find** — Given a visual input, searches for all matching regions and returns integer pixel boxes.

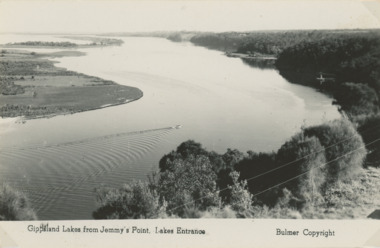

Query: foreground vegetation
[93,118,380,219]
[0,49,142,118]
[0,184,37,220]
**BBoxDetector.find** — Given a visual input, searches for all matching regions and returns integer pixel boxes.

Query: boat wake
[0,125,181,220]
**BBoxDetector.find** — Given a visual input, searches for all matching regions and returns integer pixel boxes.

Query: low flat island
[0,49,143,119]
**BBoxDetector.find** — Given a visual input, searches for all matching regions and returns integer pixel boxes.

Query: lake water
[0,35,340,220]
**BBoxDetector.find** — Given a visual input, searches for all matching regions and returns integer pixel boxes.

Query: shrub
[0,184,37,220]
[253,189,302,219]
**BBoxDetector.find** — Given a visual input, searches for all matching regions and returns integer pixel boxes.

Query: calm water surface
[0,36,340,219]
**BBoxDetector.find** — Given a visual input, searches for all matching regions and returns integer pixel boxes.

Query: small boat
[316,72,335,85]
[172,125,182,129]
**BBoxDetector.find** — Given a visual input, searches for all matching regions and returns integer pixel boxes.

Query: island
[0,49,143,119]
[1,36,124,49]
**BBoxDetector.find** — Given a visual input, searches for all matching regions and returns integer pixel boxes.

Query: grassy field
[0,49,143,118]
[319,166,380,219]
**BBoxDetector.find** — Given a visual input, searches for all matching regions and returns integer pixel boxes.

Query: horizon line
[1,28,380,36]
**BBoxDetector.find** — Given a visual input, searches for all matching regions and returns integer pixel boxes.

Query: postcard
[0,0,379,247]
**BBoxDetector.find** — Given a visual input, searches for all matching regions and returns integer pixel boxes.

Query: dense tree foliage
[304,119,366,183]
[159,140,244,197]
[93,181,166,219]
[190,33,242,52]
[333,83,379,119]
[159,140,208,172]
[187,30,379,57]
[234,30,333,55]
[276,32,380,92]
[234,152,277,204]
[276,135,326,206]
[0,184,37,220]
[158,155,221,217]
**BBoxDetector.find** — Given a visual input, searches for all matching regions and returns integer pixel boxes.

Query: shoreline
[0,49,143,119]
[21,94,143,121]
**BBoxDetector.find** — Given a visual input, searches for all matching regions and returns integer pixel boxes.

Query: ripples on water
[0,127,177,219]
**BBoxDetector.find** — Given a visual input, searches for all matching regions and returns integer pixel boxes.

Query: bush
[93,181,166,219]
[0,184,37,220]
[304,119,366,184]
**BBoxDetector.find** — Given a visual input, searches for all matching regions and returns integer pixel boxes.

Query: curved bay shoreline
[0,49,143,119]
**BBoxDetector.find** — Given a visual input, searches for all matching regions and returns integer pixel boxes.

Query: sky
[0,0,379,33]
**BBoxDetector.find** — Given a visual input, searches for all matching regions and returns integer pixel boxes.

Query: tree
[159,140,208,172]
[276,134,326,206]
[0,184,37,220]
[228,171,255,218]
[158,155,221,217]
[176,140,208,158]
[304,118,367,184]
[93,180,166,219]
[222,149,244,169]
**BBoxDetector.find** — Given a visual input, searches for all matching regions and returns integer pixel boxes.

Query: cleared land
[0,49,143,118]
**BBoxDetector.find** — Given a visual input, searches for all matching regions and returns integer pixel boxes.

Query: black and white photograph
[0,0,379,247]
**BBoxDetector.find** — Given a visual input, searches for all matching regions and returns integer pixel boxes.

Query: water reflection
[241,58,276,70]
